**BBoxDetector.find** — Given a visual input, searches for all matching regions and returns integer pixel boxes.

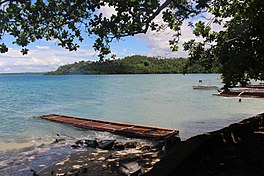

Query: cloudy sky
[0,4,220,73]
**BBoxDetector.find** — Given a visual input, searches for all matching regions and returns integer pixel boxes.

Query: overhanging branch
[113,0,172,38]
[143,0,172,33]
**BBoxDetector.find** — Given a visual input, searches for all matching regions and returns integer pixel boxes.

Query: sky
[0,3,222,73]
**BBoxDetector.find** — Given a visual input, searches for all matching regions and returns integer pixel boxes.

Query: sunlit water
[0,74,264,174]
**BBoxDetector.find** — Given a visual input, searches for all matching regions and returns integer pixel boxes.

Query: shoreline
[1,114,264,176]
[37,113,264,176]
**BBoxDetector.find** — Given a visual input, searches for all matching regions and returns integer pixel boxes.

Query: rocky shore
[33,136,182,176]
[146,113,264,176]
[5,114,264,176]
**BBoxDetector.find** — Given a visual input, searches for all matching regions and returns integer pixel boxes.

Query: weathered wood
[35,114,179,139]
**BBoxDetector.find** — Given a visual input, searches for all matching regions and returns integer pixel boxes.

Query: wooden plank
[35,114,179,139]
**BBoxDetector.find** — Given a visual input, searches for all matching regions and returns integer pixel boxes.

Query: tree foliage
[45,55,219,75]
[0,0,207,58]
[184,0,264,87]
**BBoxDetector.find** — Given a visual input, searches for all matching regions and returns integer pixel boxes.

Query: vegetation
[45,55,220,75]
[184,0,264,87]
[1,0,264,86]
[1,0,203,58]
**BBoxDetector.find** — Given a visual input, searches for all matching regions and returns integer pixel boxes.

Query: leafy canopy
[0,0,207,58]
[184,0,264,86]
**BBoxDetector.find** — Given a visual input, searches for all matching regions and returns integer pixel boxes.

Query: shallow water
[0,73,264,173]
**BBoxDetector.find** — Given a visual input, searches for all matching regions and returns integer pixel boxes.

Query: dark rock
[165,136,181,152]
[114,142,125,150]
[52,138,66,144]
[120,155,140,163]
[80,167,88,174]
[75,139,98,148]
[98,140,116,150]
[139,145,152,151]
[153,140,166,150]
[124,141,141,149]
[30,169,39,176]
[71,144,81,149]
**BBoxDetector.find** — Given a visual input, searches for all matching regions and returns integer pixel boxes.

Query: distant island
[45,55,220,75]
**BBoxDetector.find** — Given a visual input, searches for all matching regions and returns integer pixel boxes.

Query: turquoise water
[0,73,264,153]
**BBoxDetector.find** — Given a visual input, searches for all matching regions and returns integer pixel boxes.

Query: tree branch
[0,0,28,5]
[143,0,172,33]
[112,0,172,38]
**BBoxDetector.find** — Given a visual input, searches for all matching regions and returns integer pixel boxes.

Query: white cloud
[99,4,117,18]
[0,47,98,73]
[137,14,193,58]
[35,45,50,49]
[137,11,225,58]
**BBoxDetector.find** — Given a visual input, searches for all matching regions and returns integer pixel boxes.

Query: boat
[35,114,179,139]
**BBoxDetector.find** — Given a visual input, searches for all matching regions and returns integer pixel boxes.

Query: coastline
[37,113,264,176]
[11,113,261,176]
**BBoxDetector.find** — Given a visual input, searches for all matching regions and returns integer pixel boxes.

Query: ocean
[0,73,264,174]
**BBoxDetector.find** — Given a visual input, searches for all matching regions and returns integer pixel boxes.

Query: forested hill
[45,55,220,75]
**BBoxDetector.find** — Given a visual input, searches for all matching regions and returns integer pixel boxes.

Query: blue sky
[0,4,222,73]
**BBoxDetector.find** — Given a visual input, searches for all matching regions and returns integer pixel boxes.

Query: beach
[1,115,264,176]
[18,114,264,176]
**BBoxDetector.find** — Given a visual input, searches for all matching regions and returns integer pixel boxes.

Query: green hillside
[45,55,219,75]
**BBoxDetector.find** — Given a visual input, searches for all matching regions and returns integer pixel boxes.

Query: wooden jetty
[36,114,179,139]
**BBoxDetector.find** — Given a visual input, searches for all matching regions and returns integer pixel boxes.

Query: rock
[165,136,181,152]
[71,144,81,149]
[102,164,108,170]
[98,140,116,150]
[118,160,142,176]
[114,155,143,176]
[153,140,166,150]
[30,169,39,176]
[114,142,125,150]
[139,145,151,151]
[52,138,66,144]
[80,167,88,174]
[124,141,141,149]
[75,139,98,148]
